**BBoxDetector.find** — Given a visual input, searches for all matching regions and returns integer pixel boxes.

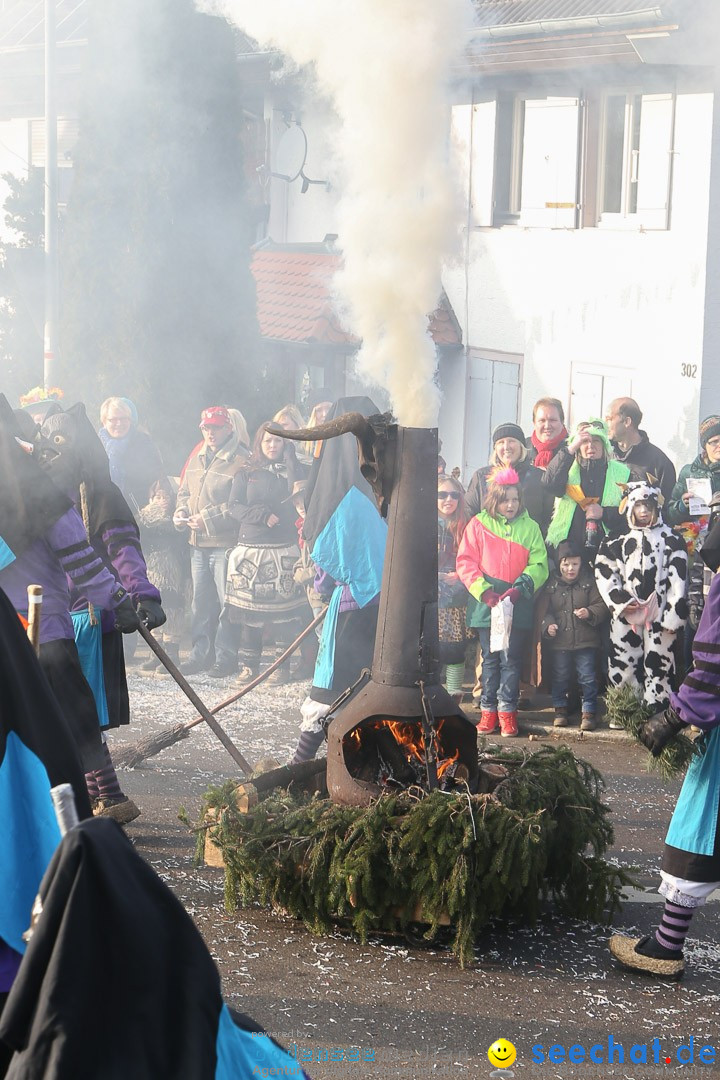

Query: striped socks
[85,770,100,802]
[291,728,325,765]
[655,900,694,953]
[87,743,124,801]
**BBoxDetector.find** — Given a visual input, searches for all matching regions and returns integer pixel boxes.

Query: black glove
[114,596,141,634]
[638,706,687,757]
[137,598,166,630]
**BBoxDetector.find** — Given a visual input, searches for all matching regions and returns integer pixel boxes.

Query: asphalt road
[109,663,720,1079]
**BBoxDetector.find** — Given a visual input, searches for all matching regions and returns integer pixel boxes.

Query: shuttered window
[29,117,79,168]
[599,92,674,229]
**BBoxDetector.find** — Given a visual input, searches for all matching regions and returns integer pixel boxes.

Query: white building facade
[258,1,720,483]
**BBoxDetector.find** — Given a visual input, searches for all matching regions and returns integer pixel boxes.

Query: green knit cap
[571,417,612,457]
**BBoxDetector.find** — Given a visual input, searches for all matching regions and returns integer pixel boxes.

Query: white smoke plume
[204,0,473,427]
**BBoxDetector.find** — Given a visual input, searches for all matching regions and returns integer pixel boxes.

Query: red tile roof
[250,246,461,347]
[473,0,670,25]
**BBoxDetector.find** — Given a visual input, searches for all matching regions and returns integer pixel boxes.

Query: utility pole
[43,0,59,390]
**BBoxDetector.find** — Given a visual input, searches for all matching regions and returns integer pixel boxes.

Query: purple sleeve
[313,569,336,597]
[48,509,123,611]
[100,522,161,605]
[671,573,720,729]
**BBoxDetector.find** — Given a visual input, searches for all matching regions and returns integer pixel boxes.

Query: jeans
[189,547,234,666]
[551,647,598,714]
[477,627,527,712]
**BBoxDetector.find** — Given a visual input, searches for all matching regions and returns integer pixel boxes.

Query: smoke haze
[206,0,473,427]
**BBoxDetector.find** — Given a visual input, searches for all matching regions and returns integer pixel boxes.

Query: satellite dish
[272,124,308,183]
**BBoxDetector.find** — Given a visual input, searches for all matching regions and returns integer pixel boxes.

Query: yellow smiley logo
[488,1039,517,1069]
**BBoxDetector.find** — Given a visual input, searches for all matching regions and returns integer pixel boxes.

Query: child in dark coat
[542,540,608,731]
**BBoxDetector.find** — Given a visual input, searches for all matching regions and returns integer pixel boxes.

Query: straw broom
[115,608,326,769]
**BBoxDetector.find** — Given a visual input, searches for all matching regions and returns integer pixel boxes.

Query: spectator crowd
[9,387,720,765]
[90,392,720,748]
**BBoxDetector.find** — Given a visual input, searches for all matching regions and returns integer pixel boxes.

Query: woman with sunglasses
[437,476,470,703]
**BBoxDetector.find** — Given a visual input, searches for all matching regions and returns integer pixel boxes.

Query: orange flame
[436,748,460,778]
[346,717,461,780]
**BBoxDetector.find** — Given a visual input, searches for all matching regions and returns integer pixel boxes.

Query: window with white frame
[493,94,581,229]
[598,92,675,229]
[570,366,634,430]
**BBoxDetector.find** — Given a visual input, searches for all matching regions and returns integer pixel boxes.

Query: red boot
[499,710,518,738]
[477,709,498,734]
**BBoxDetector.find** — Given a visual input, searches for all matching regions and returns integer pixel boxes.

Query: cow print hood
[621,480,663,529]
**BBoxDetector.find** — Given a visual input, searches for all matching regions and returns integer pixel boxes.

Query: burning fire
[346,718,460,780]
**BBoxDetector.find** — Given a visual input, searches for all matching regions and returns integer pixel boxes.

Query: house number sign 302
[681,363,698,378]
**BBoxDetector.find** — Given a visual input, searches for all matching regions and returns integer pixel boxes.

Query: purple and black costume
[0,507,126,771]
[661,568,720,891]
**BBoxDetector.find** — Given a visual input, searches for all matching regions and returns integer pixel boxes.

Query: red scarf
[531,427,568,469]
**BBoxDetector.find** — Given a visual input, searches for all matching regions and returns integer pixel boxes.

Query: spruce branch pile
[196,747,630,966]
[604,685,699,780]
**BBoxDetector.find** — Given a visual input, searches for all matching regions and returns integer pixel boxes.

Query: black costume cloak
[0,818,307,1079]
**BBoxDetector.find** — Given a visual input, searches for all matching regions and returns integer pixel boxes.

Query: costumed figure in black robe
[0,818,308,1080]
[0,584,91,1076]
[290,397,387,763]
[0,397,142,823]
[38,405,166,820]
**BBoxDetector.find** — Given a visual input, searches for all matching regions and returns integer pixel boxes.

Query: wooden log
[203,807,225,869]
[244,757,327,794]
[233,783,259,814]
[477,763,509,794]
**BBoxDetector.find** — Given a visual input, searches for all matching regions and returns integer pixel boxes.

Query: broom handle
[27,584,43,656]
[137,622,254,776]
[184,606,327,731]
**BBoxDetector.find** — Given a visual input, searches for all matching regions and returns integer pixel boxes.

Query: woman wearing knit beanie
[666,415,720,527]
[464,421,554,537]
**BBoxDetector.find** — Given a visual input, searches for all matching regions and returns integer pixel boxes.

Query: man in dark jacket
[175,406,248,676]
[605,397,676,505]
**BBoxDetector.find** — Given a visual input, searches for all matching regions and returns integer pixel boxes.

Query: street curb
[464,703,634,744]
[516,719,634,744]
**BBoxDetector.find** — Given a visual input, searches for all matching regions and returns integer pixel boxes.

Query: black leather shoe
[207,662,237,679]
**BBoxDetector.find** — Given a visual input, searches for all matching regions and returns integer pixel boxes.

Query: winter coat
[137,502,189,610]
[665,454,720,526]
[98,427,165,512]
[465,458,554,536]
[526,436,568,471]
[437,517,468,610]
[544,448,629,555]
[175,430,249,548]
[456,509,549,630]
[234,460,309,546]
[610,431,676,507]
[541,568,607,651]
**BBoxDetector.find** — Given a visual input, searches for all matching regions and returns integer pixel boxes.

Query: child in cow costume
[594,479,688,709]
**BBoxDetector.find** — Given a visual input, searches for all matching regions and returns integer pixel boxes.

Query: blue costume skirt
[71,610,110,729]
[663,727,720,882]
